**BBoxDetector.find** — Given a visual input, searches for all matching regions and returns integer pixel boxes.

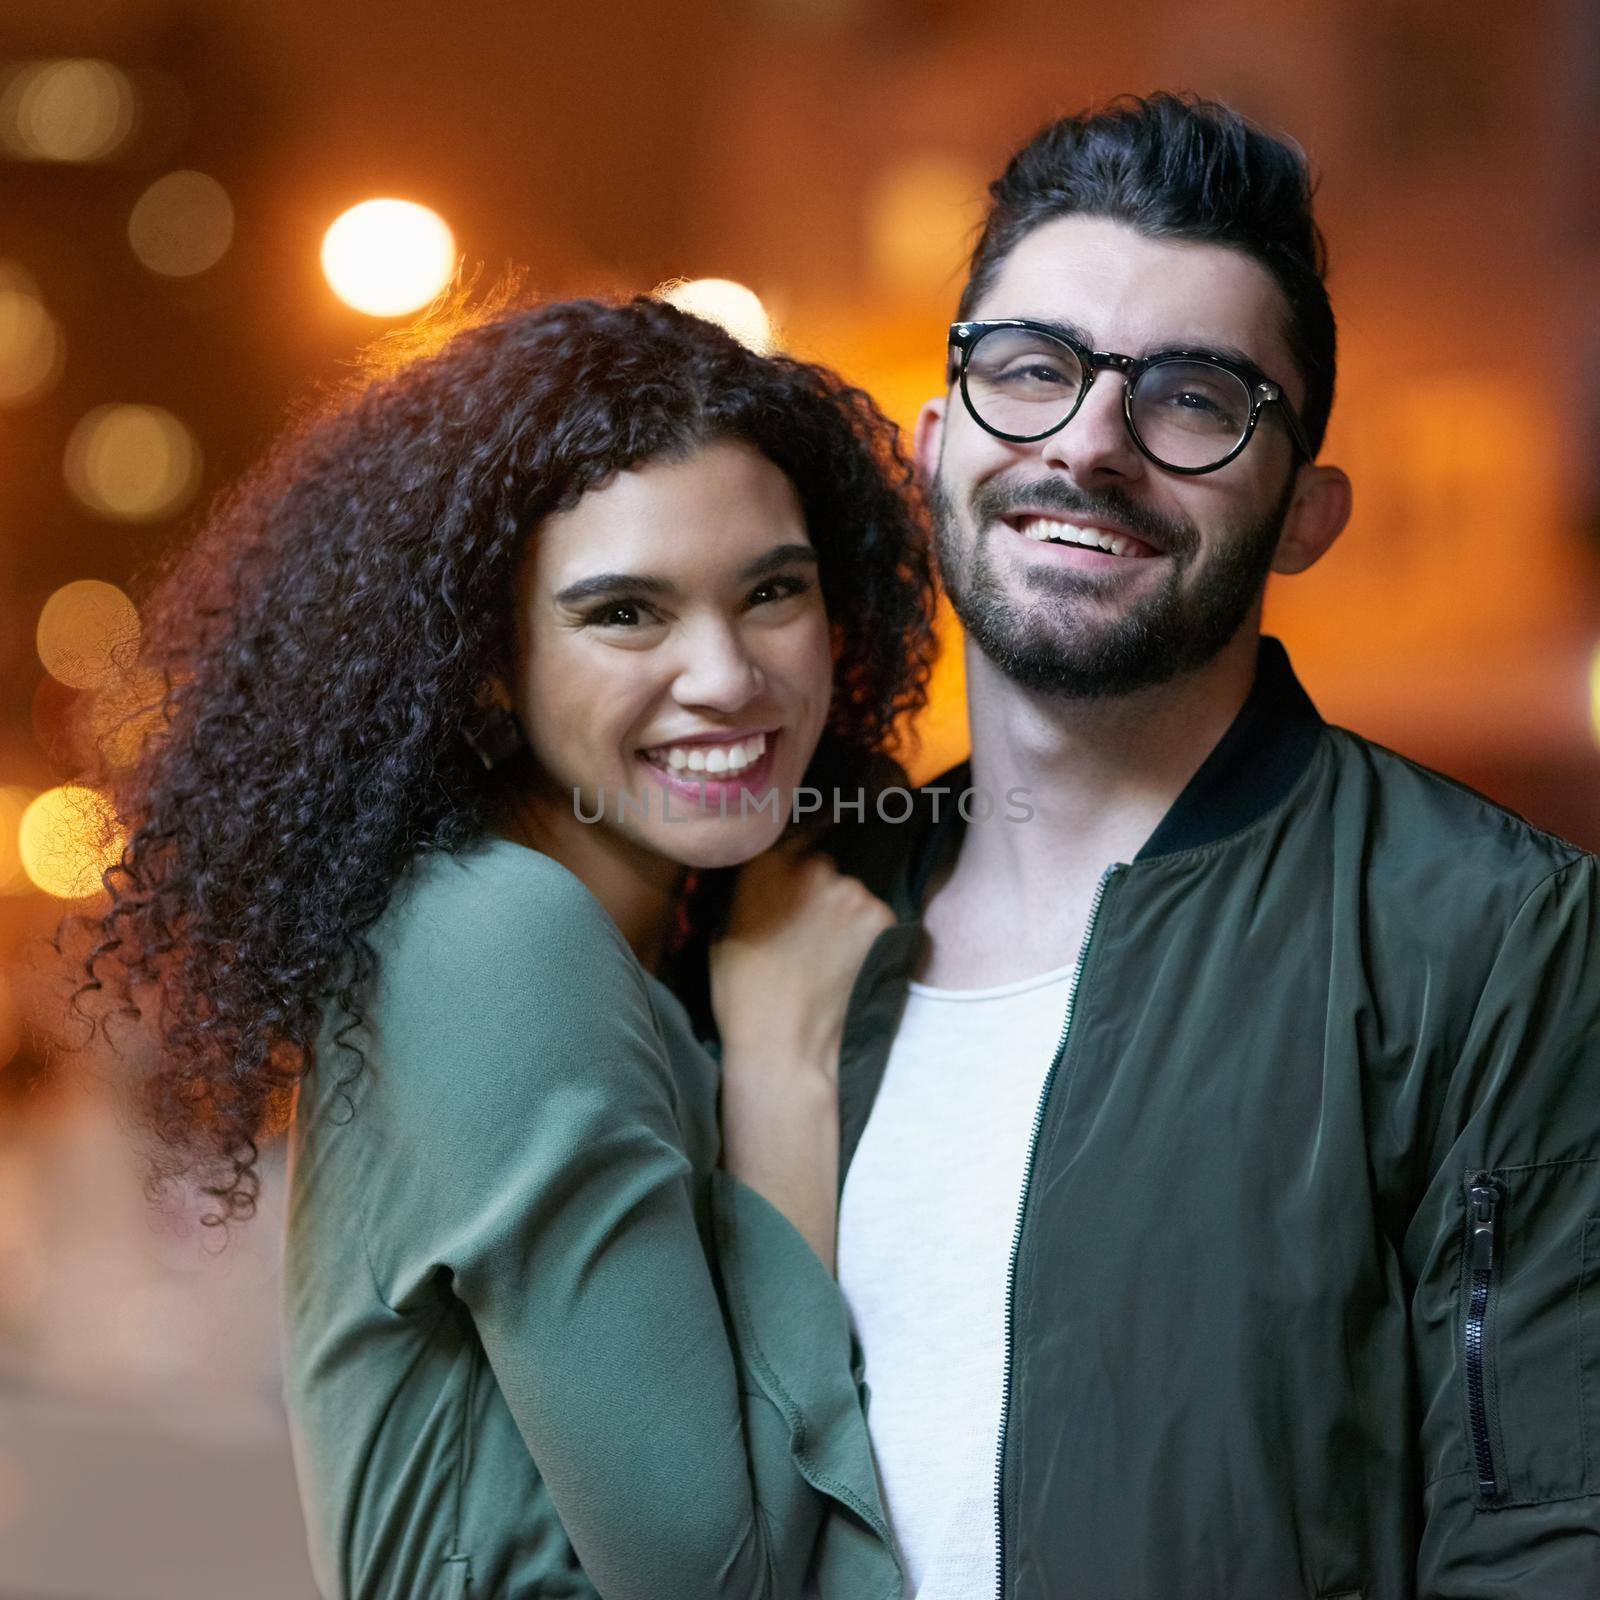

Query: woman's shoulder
[378,836,638,991]
[393,833,610,922]
[322,837,666,1124]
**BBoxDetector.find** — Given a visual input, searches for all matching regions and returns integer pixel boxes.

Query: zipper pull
[1469,1180,1499,1272]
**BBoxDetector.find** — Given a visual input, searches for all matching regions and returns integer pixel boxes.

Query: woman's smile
[636,727,781,808]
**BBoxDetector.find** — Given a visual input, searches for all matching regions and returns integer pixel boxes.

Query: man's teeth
[1015,516,1141,558]
[653,731,768,776]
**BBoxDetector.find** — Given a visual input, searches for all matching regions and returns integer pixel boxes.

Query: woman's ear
[1271,462,1352,576]
[461,674,527,770]
[476,673,515,712]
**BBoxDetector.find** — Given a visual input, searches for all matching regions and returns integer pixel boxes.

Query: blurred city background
[2,1,1597,1595]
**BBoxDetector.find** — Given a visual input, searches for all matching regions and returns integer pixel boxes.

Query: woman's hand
[711,847,897,1074]
[710,848,896,1271]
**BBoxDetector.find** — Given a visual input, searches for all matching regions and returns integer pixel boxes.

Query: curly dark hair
[69,294,938,1225]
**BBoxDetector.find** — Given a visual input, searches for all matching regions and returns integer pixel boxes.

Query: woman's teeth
[1015,516,1143,558]
[647,730,768,776]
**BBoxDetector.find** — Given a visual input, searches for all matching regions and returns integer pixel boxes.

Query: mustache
[970,477,1197,558]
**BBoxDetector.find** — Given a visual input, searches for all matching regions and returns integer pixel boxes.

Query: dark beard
[929,470,1295,699]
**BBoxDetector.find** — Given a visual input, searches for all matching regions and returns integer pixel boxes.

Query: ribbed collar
[1134,634,1325,860]
[904,635,1326,908]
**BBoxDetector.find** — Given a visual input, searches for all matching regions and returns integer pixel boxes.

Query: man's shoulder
[1319,724,1593,929]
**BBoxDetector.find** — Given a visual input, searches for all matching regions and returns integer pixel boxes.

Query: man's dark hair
[960,92,1337,456]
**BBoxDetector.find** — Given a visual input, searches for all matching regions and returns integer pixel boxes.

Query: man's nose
[1037,370,1146,484]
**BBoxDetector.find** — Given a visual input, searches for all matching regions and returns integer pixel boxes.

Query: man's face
[920,214,1310,699]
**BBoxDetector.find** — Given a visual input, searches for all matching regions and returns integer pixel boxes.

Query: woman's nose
[670,620,765,713]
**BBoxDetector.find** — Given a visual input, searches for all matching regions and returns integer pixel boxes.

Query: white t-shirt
[837,962,1075,1600]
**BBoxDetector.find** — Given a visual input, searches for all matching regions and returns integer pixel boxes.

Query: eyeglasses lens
[962,327,1083,443]
[963,328,1254,470]
[1128,361,1253,471]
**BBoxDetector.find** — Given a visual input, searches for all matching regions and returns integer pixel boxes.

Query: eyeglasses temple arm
[1266,385,1315,462]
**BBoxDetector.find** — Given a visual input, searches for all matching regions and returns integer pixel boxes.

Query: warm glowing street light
[36,579,140,691]
[657,278,775,354]
[321,199,457,317]
[0,262,63,405]
[0,787,31,894]
[63,404,201,522]
[128,170,234,277]
[1588,644,1600,750]
[86,665,169,770]
[18,784,123,900]
[0,285,62,405]
[0,58,137,163]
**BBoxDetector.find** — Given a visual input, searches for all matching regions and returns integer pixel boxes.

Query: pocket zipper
[1465,1177,1502,1502]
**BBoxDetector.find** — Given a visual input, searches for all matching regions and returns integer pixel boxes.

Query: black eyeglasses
[948,319,1314,475]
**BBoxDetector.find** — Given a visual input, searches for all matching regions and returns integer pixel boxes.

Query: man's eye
[1166,390,1242,429]
[995,361,1074,387]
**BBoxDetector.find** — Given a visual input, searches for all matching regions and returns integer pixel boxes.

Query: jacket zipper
[993,863,1123,1600]
[1465,1176,1501,1502]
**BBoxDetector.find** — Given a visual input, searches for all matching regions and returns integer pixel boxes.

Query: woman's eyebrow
[553,572,677,606]
[739,543,818,582]
[553,544,817,607]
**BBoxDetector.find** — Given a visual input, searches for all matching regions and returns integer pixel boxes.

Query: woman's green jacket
[282,837,901,1599]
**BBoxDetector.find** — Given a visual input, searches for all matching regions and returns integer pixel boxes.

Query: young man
[834,94,1600,1599]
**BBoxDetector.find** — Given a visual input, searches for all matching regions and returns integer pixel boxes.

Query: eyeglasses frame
[948,318,1315,475]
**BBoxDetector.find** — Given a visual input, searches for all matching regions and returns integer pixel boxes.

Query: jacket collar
[1133,633,1325,861]
[845,637,1326,1192]
[902,634,1325,910]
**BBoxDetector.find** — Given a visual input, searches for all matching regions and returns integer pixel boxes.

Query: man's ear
[1271,463,1352,575]
[912,395,946,488]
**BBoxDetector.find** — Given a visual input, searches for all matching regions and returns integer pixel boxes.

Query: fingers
[722,847,893,947]
[710,851,895,1063]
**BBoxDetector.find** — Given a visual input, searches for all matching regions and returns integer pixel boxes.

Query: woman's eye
[749,575,811,607]
[585,600,650,628]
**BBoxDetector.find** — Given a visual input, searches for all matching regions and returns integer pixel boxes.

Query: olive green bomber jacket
[836,637,1600,1600]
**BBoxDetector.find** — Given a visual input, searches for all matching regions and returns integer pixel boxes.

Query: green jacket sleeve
[1408,852,1600,1597]
[355,849,894,1600]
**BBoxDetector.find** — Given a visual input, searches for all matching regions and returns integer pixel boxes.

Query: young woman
[73,297,937,1599]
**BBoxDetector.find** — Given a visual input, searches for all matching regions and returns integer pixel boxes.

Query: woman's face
[507,437,834,870]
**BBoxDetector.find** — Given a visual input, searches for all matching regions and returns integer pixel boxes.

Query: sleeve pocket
[1458,1158,1600,1508]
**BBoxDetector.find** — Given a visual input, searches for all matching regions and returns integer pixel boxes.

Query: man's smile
[1002,512,1162,559]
